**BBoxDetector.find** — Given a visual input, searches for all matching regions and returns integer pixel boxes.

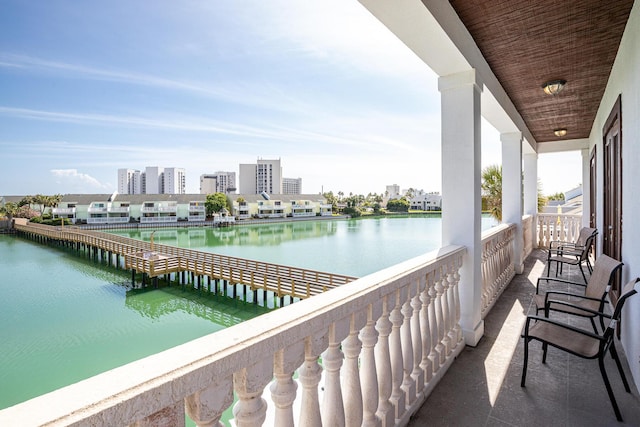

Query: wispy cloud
[0,105,427,153]
[50,169,112,192]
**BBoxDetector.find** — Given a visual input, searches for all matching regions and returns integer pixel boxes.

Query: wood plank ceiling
[448,0,634,144]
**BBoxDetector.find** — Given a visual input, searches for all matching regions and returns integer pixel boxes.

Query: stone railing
[537,213,582,248]
[480,223,516,318]
[0,245,466,427]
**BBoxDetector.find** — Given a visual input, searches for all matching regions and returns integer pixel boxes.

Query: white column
[581,148,590,227]
[439,69,484,346]
[502,132,524,274]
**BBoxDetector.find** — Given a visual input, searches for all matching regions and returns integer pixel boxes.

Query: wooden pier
[14,222,357,301]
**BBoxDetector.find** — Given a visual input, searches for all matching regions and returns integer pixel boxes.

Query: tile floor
[409,250,640,426]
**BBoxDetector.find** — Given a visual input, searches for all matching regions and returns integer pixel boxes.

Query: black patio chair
[546,228,598,284]
[534,254,623,333]
[522,277,640,422]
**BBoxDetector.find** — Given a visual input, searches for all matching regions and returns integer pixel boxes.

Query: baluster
[342,312,364,427]
[446,263,458,350]
[299,333,327,427]
[439,268,452,356]
[233,358,272,427]
[452,257,463,343]
[185,377,234,427]
[389,290,406,420]
[427,274,439,374]
[433,270,446,366]
[321,322,347,427]
[271,342,304,427]
[400,284,416,406]
[410,277,424,395]
[420,273,433,383]
[360,303,381,427]
[375,296,394,427]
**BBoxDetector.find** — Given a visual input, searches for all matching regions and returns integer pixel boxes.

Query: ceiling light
[542,79,567,95]
[554,128,567,137]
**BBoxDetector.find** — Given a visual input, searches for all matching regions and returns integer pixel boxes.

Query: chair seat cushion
[528,320,600,358]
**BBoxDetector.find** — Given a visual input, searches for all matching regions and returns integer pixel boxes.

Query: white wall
[589,2,640,386]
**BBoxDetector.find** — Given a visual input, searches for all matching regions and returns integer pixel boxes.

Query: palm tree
[482,164,548,222]
[482,165,503,221]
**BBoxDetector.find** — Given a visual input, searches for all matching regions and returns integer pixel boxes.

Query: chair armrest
[543,290,604,304]
[544,298,612,318]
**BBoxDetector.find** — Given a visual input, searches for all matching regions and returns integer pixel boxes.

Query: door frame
[602,94,622,300]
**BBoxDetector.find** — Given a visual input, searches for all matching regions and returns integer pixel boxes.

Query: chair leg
[542,342,548,364]
[610,342,632,393]
[589,317,598,334]
[599,356,624,422]
[521,338,529,387]
[579,263,588,284]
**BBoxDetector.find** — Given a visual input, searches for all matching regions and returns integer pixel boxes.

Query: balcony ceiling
[448,0,634,145]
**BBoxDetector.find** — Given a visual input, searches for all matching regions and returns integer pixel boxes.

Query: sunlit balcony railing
[481,223,516,318]
[536,213,582,248]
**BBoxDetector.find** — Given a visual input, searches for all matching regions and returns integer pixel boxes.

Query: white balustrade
[537,213,582,248]
[0,246,466,427]
[480,224,516,318]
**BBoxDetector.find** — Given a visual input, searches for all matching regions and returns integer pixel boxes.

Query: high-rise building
[144,166,164,194]
[117,166,185,194]
[200,172,236,194]
[239,158,283,195]
[117,169,142,194]
[283,177,302,195]
[164,168,186,194]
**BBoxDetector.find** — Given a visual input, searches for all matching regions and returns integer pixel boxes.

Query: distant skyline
[0,1,581,197]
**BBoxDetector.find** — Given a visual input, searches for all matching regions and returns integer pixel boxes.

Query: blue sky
[0,0,580,196]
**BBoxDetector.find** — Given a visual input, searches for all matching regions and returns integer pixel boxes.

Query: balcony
[8,215,637,426]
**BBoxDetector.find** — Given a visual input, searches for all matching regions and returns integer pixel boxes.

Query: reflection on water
[126,220,339,248]
[125,286,271,327]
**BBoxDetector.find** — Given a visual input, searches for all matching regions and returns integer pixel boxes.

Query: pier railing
[0,244,466,427]
[13,223,356,299]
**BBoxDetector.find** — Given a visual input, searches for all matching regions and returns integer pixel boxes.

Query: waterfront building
[46,193,332,224]
[409,191,442,211]
[199,172,237,194]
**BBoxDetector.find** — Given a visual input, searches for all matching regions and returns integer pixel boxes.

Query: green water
[0,215,496,413]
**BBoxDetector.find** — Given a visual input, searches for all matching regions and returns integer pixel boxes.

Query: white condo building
[239,158,283,195]
[200,172,236,194]
[164,168,186,195]
[282,177,302,195]
[117,169,142,194]
[118,166,186,194]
